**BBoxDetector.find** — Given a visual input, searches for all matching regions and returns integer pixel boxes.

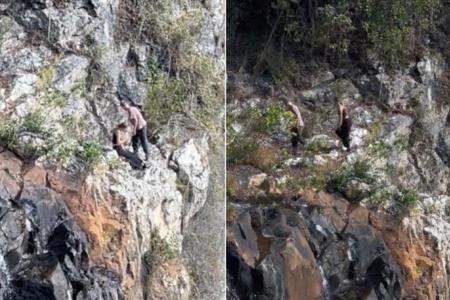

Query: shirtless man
[120,101,150,161]
[112,123,146,169]
[335,99,352,151]
[283,98,305,155]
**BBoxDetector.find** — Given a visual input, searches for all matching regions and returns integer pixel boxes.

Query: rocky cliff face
[0,0,224,299]
[227,53,450,299]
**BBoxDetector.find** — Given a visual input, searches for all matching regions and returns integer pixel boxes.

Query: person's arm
[116,131,124,146]
[289,103,304,127]
[296,107,304,127]
[338,105,344,127]
[129,109,138,134]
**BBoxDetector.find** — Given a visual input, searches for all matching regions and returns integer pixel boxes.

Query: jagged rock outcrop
[227,51,450,299]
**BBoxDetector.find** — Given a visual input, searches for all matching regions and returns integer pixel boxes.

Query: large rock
[144,258,191,300]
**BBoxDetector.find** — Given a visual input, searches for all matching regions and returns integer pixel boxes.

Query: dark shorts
[290,126,305,148]
[114,146,143,169]
[336,118,352,148]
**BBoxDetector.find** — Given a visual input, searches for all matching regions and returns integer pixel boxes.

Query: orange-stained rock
[282,239,322,300]
[348,205,369,225]
[23,166,47,186]
[0,169,21,199]
[0,150,22,179]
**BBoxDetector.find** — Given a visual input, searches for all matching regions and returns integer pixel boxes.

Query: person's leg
[138,127,150,160]
[342,120,352,150]
[298,126,306,145]
[290,126,299,155]
[131,134,139,155]
[116,147,143,169]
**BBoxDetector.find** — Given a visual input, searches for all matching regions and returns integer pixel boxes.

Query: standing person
[120,101,150,161]
[112,123,146,169]
[283,97,306,155]
[335,99,352,151]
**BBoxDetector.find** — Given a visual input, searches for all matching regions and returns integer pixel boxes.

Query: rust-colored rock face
[227,188,450,299]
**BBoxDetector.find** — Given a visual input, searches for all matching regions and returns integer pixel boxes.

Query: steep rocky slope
[0,0,224,299]
[226,53,450,299]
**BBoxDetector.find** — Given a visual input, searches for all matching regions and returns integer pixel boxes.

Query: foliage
[37,63,55,90]
[226,173,239,198]
[226,204,238,223]
[143,231,176,272]
[397,186,419,208]
[369,188,393,207]
[228,0,446,70]
[0,122,19,149]
[78,140,102,167]
[328,160,372,193]
[305,139,330,154]
[314,4,355,61]
[227,137,259,166]
[49,142,76,163]
[255,104,295,133]
[145,64,187,125]
[23,110,47,135]
[229,142,279,172]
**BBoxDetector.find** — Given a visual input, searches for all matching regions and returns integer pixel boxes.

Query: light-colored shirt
[128,107,147,131]
[288,102,304,127]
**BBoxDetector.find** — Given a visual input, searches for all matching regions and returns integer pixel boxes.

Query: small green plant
[255,104,295,133]
[71,80,88,98]
[351,161,371,180]
[328,160,372,193]
[145,65,188,125]
[143,230,176,271]
[50,143,76,163]
[23,110,47,135]
[0,122,19,148]
[328,169,348,192]
[42,89,67,107]
[227,138,259,166]
[37,64,55,90]
[305,139,330,154]
[369,188,393,207]
[226,174,239,198]
[397,187,419,208]
[393,136,409,150]
[226,204,238,223]
[78,140,102,167]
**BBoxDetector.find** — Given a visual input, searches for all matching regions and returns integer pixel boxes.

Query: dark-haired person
[120,101,150,161]
[112,123,146,169]
[335,100,352,151]
[283,98,305,155]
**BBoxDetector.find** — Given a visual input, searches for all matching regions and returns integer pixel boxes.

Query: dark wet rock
[0,167,124,299]
[227,192,404,300]
[228,212,259,267]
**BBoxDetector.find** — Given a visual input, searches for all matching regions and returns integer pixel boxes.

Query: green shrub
[397,187,419,208]
[0,122,19,148]
[23,111,47,135]
[227,138,259,166]
[143,231,176,271]
[226,174,239,198]
[145,64,188,125]
[255,104,295,133]
[369,188,393,207]
[351,161,371,180]
[328,169,348,192]
[50,143,76,163]
[42,89,67,107]
[305,139,330,154]
[226,204,238,223]
[78,140,102,166]
[328,160,372,193]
